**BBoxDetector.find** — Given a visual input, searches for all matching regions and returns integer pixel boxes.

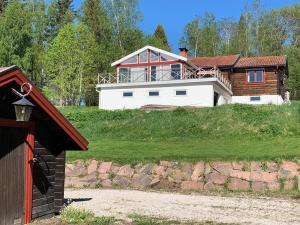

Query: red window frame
[246,69,265,83]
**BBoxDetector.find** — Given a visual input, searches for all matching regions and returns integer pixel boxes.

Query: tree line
[0,0,299,104]
[180,1,300,99]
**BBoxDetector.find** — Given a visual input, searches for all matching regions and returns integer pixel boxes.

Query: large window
[247,69,264,83]
[119,68,130,82]
[151,66,157,81]
[171,64,181,80]
[150,50,159,62]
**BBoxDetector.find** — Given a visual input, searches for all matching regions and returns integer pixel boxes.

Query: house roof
[189,55,240,68]
[111,45,187,67]
[234,55,287,68]
[0,66,88,150]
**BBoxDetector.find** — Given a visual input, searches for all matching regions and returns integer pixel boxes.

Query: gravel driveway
[65,189,300,225]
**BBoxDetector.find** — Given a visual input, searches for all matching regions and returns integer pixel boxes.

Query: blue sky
[72,0,299,53]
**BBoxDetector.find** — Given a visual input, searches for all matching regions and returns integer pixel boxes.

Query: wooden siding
[32,141,65,219]
[230,68,279,96]
[0,127,26,225]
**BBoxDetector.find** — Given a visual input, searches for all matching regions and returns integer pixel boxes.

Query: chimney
[179,47,188,58]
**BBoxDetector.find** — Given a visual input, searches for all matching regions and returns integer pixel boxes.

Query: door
[151,66,157,81]
[0,127,27,225]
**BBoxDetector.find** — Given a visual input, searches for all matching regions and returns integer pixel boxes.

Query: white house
[96,46,287,110]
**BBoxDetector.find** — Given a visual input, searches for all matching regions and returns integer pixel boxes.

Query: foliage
[45,22,98,105]
[180,2,300,98]
[60,102,300,163]
[151,24,171,51]
[61,207,115,225]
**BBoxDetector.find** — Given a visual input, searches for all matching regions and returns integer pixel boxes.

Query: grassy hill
[60,103,300,163]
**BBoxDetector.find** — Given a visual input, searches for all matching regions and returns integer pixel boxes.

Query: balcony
[98,67,232,90]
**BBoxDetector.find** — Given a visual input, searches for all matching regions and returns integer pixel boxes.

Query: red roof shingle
[234,56,287,68]
[189,55,240,68]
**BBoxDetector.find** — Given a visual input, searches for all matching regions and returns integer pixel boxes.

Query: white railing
[98,67,232,90]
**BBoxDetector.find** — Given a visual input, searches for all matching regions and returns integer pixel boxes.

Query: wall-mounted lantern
[12,83,34,122]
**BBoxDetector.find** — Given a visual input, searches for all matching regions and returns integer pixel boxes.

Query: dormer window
[247,69,264,83]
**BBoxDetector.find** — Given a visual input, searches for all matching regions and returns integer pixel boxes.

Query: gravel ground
[65,189,300,225]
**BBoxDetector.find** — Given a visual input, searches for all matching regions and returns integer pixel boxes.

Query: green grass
[59,102,300,163]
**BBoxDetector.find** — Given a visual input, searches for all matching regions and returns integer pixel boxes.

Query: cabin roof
[234,55,287,68]
[111,45,187,67]
[0,66,88,150]
[188,55,240,68]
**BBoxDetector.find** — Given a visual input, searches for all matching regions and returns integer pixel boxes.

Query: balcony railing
[98,67,232,90]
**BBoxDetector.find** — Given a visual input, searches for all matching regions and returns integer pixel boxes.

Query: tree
[231,15,249,56]
[152,24,171,51]
[0,0,9,13]
[0,0,33,74]
[46,0,75,43]
[81,0,111,43]
[44,23,98,105]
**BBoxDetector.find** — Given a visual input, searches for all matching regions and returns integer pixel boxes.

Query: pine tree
[152,24,171,51]
[232,15,249,56]
[81,0,111,43]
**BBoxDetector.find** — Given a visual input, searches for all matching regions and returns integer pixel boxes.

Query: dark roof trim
[0,66,88,150]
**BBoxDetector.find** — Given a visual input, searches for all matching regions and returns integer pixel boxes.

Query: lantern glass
[14,105,33,122]
[12,97,34,122]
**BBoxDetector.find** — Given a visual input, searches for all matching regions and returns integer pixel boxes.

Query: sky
[72,0,299,53]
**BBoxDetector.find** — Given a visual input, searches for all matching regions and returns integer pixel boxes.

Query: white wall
[232,95,284,105]
[99,84,215,110]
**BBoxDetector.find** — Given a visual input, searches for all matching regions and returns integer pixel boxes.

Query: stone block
[228,178,250,191]
[203,182,224,191]
[250,171,278,183]
[250,162,262,172]
[230,170,250,181]
[267,182,280,191]
[252,181,267,192]
[279,161,300,179]
[210,162,232,176]
[117,165,135,177]
[98,162,112,174]
[284,179,295,191]
[207,172,228,185]
[191,162,204,181]
[152,165,165,176]
[87,160,98,174]
[231,162,244,171]
[181,181,204,191]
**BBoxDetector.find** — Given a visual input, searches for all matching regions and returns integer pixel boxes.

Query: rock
[111,165,120,173]
[117,165,135,177]
[191,162,204,181]
[99,173,109,180]
[266,161,278,172]
[102,179,112,188]
[65,163,75,176]
[250,162,262,172]
[227,178,250,191]
[139,163,154,175]
[181,163,193,175]
[232,162,244,171]
[204,163,213,175]
[66,173,97,188]
[250,171,278,183]
[207,172,228,185]
[150,178,160,187]
[267,182,280,191]
[87,160,98,174]
[98,162,112,174]
[67,161,87,177]
[279,161,300,179]
[210,162,232,176]
[133,175,152,188]
[230,170,250,181]
[112,175,131,186]
[152,165,165,176]
[181,181,203,191]
[156,179,179,190]
[284,179,295,191]
[252,182,267,192]
[160,161,169,167]
[204,182,224,191]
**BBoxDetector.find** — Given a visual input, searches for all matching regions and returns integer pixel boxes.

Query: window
[139,50,148,63]
[119,68,130,82]
[123,91,133,97]
[247,70,264,83]
[250,96,261,101]
[123,55,138,64]
[151,66,157,81]
[176,90,186,96]
[171,64,181,80]
[149,91,159,96]
[150,50,159,62]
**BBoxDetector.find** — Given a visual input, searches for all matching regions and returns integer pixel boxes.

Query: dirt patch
[65,189,300,225]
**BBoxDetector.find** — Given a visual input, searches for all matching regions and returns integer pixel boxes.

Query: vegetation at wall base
[60,102,300,163]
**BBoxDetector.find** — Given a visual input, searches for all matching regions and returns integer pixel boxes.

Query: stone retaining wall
[65,160,300,192]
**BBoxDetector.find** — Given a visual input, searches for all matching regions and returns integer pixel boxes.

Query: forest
[0,0,299,105]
